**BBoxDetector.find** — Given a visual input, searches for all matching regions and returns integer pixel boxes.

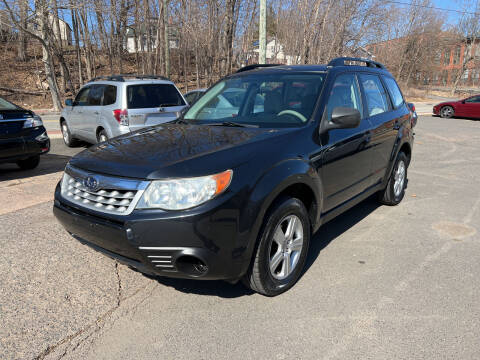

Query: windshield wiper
[208,121,259,128]
[159,103,179,107]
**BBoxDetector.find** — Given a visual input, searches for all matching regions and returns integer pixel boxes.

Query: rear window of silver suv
[127,84,185,109]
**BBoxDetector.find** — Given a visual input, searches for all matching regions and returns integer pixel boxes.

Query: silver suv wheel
[268,214,304,280]
[62,123,69,144]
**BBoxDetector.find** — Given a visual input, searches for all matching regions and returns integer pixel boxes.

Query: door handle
[94,111,99,115]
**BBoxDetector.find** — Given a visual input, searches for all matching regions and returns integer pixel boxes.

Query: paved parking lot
[1,115,479,359]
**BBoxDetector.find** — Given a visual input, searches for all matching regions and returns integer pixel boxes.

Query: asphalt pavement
[1,115,479,359]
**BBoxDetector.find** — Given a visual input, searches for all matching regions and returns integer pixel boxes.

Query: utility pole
[259,0,267,64]
[163,0,170,78]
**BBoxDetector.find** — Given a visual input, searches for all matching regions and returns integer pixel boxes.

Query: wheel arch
[96,126,105,140]
[237,159,323,277]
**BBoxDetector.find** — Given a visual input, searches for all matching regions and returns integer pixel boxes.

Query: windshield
[0,97,20,110]
[127,84,185,109]
[184,73,325,128]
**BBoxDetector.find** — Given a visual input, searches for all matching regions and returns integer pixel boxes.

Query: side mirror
[323,107,361,132]
[461,100,465,104]
[65,98,74,106]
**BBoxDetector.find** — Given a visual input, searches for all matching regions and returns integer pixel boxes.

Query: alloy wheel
[62,123,69,143]
[441,107,453,118]
[268,215,304,280]
[393,160,406,197]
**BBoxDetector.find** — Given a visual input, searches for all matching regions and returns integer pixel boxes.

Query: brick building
[367,34,480,87]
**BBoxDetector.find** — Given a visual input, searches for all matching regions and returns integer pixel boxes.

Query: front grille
[61,165,148,215]
[0,121,24,134]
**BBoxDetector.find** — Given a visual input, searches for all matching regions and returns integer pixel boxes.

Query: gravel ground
[0,115,479,360]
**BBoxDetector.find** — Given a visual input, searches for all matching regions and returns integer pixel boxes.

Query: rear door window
[87,85,104,106]
[127,84,185,109]
[383,76,404,108]
[103,85,117,105]
[359,74,390,116]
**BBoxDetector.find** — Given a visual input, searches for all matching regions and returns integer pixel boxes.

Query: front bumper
[0,126,50,162]
[53,183,249,281]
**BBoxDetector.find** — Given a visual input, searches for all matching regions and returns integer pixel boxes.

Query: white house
[125,25,179,54]
[249,39,299,65]
[30,15,72,46]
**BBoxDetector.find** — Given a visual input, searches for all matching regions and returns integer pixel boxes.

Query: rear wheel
[16,155,40,170]
[61,120,79,147]
[97,129,108,143]
[440,106,454,118]
[242,197,310,296]
[378,152,408,206]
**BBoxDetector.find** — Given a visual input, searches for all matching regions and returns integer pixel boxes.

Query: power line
[385,1,480,16]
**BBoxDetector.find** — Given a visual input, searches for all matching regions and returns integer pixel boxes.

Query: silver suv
[60,75,187,146]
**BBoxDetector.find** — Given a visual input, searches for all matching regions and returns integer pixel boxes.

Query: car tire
[242,196,311,296]
[440,105,454,118]
[378,152,408,206]
[97,129,108,143]
[61,120,79,147]
[16,155,40,170]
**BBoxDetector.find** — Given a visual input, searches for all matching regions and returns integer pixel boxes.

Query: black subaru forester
[54,58,415,296]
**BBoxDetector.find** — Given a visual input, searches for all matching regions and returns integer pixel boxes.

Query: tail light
[113,109,129,126]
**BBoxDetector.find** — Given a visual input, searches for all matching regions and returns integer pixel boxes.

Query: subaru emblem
[83,176,99,192]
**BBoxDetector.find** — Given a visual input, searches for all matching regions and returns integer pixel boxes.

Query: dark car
[53,57,415,296]
[433,95,480,119]
[0,97,50,170]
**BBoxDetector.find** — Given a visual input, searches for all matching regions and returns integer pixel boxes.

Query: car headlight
[137,170,233,210]
[23,115,43,128]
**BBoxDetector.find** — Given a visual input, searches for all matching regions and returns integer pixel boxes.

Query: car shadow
[303,196,380,274]
[149,196,381,298]
[0,153,73,181]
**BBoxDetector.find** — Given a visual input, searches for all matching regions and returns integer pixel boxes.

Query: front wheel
[242,197,311,296]
[440,106,454,118]
[16,155,40,170]
[61,120,79,147]
[378,152,408,206]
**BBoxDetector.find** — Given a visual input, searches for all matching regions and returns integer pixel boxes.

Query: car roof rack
[327,57,386,69]
[87,74,170,83]
[235,64,284,73]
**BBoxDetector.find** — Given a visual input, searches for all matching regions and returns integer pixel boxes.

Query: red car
[433,95,480,119]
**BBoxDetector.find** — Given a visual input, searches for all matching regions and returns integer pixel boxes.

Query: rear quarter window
[127,84,185,109]
[383,77,404,109]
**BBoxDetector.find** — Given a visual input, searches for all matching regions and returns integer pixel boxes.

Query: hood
[69,123,293,179]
